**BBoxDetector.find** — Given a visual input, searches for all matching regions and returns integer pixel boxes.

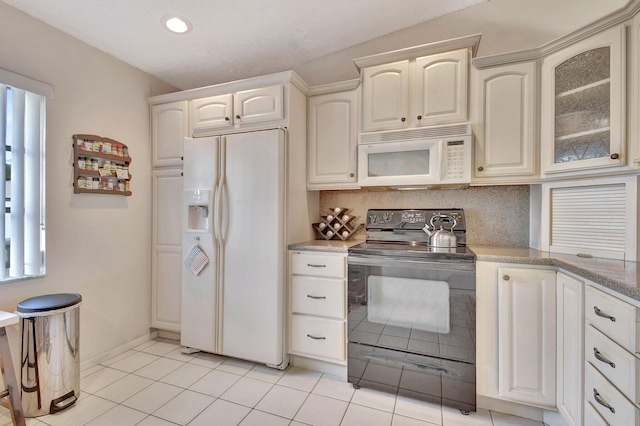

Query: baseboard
[156,329,180,341]
[477,395,544,421]
[290,355,347,380]
[80,333,153,371]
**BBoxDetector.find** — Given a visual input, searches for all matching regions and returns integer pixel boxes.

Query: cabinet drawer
[291,276,345,319]
[291,252,345,278]
[584,401,610,426]
[585,285,638,353]
[289,315,346,362]
[585,362,640,426]
[585,325,639,404]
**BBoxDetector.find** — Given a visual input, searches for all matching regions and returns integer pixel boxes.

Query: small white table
[0,311,26,426]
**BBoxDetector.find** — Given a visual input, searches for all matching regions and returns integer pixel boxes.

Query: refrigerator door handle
[215,137,226,244]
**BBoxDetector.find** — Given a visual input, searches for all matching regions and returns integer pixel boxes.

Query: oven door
[347,255,476,408]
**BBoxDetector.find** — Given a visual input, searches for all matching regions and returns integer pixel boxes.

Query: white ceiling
[0,0,486,90]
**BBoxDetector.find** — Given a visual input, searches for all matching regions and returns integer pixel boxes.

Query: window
[0,68,52,281]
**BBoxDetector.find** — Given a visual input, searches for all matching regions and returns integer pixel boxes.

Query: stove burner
[349,208,474,262]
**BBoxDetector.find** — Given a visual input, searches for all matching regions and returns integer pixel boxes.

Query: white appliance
[181,128,287,368]
[357,122,472,188]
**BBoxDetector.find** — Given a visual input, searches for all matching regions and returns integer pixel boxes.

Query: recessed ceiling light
[162,15,192,34]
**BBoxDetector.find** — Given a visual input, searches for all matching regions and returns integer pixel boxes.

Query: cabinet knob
[417,115,422,120]
[180,172,183,176]
[181,156,184,161]
[224,116,230,122]
[235,114,241,120]
[610,153,619,160]
[502,274,510,281]
[478,166,484,172]
[400,117,406,123]
[350,173,354,178]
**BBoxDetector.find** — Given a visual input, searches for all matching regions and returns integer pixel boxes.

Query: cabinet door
[234,85,284,125]
[633,13,640,164]
[473,62,538,181]
[361,60,409,132]
[541,26,625,174]
[151,101,188,167]
[498,267,557,408]
[307,90,359,190]
[152,169,183,332]
[556,272,584,426]
[190,94,234,137]
[414,49,468,126]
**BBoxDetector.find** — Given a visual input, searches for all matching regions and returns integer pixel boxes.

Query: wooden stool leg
[0,327,26,426]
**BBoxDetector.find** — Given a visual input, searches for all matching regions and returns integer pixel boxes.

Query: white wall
[296,0,628,86]
[0,2,175,363]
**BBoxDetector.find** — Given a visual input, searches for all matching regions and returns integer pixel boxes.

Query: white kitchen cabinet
[190,85,284,136]
[414,49,468,126]
[151,169,183,332]
[189,94,233,134]
[151,101,188,167]
[288,250,347,365]
[541,26,625,175]
[472,61,538,183]
[361,49,469,132]
[234,85,284,124]
[477,262,557,416]
[583,284,640,426]
[556,271,584,426]
[498,267,557,408]
[632,12,640,164]
[361,60,409,132]
[307,89,359,190]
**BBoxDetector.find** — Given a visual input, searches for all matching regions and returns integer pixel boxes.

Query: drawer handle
[594,306,616,322]
[307,295,327,300]
[593,388,615,413]
[593,347,616,368]
[307,263,326,268]
[306,334,326,340]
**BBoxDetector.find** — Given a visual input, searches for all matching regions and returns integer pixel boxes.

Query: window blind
[0,82,46,280]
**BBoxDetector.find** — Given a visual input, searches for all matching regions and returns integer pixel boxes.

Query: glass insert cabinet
[541,26,625,173]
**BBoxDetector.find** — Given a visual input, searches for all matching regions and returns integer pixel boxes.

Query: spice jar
[77,157,85,169]
[91,158,99,171]
[77,176,86,189]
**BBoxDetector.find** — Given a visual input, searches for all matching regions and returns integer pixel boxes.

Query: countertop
[289,240,640,305]
[288,239,364,253]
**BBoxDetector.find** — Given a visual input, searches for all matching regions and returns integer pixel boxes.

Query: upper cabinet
[541,26,626,175]
[190,84,284,137]
[356,36,480,134]
[307,84,360,190]
[361,60,409,132]
[151,101,189,167]
[414,49,468,126]
[633,12,640,164]
[472,61,539,183]
[361,49,469,132]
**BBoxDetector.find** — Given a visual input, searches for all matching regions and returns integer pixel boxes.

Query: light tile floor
[0,339,545,426]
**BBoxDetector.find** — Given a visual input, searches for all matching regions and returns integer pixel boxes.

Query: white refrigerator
[181,128,287,368]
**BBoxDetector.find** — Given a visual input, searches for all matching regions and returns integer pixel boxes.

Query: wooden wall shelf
[72,134,132,196]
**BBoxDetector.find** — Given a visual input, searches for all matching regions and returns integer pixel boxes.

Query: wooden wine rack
[313,207,363,241]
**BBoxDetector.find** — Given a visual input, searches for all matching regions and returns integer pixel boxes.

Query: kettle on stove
[422,214,457,248]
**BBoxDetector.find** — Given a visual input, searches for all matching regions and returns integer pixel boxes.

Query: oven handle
[347,255,476,272]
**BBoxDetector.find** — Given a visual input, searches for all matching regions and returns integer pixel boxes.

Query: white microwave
[357,123,472,188]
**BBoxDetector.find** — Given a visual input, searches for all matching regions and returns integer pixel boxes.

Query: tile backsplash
[319,185,530,247]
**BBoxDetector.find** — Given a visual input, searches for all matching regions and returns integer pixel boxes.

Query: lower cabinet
[584,284,640,425]
[556,272,584,426]
[498,267,557,408]
[151,169,183,332]
[288,250,347,365]
[477,262,557,415]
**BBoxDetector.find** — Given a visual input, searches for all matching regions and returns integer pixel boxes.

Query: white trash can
[16,293,82,417]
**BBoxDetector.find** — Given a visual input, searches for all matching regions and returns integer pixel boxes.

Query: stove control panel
[366,209,466,232]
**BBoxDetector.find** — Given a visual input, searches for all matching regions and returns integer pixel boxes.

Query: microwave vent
[360,123,471,144]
